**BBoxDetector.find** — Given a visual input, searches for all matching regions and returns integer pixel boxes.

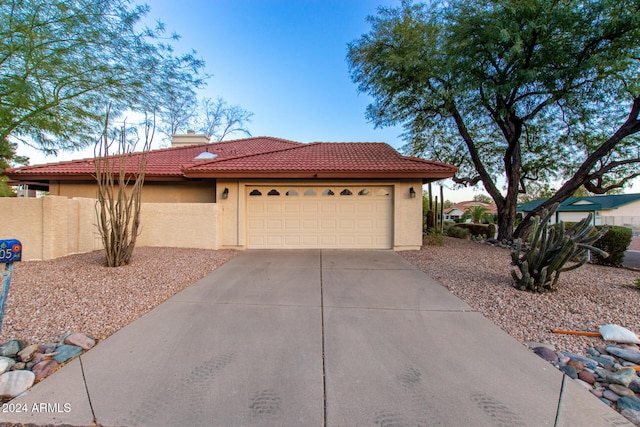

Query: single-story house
[517,193,640,228]
[443,207,464,222]
[443,201,497,223]
[6,134,457,251]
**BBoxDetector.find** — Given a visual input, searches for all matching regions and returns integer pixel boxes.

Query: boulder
[53,345,83,364]
[17,344,40,362]
[64,332,96,351]
[0,340,25,358]
[0,370,35,398]
[31,360,60,381]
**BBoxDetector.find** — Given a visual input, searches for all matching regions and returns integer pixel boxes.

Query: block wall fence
[0,196,219,261]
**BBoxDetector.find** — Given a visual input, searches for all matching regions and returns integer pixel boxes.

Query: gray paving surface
[2,249,632,426]
[623,250,640,269]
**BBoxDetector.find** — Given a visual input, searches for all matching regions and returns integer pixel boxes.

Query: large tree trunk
[495,200,515,241]
[496,183,521,241]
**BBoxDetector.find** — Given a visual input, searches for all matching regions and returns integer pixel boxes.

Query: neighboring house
[444,207,464,221]
[6,134,457,251]
[517,193,640,229]
[444,201,497,222]
[453,201,498,216]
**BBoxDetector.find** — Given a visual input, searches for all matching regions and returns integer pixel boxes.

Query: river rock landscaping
[0,333,95,402]
[527,340,640,425]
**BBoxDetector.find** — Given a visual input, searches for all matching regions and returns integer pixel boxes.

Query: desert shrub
[444,223,470,239]
[590,226,632,267]
[424,228,444,246]
[455,223,494,238]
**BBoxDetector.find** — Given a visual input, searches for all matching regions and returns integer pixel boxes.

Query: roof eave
[5,173,189,183]
[182,170,456,180]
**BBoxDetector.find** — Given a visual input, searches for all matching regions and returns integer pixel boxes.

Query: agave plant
[510,203,608,292]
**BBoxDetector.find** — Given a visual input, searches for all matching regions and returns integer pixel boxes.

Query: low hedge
[444,223,470,239]
[454,223,496,238]
[590,225,632,267]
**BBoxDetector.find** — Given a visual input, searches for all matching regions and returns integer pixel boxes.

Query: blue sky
[18,0,478,201]
[144,0,403,144]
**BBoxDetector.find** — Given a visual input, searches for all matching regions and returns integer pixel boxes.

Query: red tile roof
[453,201,498,215]
[6,136,456,183]
[6,137,301,180]
[182,142,456,179]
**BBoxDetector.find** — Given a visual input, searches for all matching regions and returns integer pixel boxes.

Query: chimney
[171,131,210,147]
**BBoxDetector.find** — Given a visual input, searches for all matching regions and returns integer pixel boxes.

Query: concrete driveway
[3,250,630,426]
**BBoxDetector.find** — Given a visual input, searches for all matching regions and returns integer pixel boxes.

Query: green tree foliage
[0,138,28,196]
[347,0,640,240]
[462,206,493,224]
[0,0,206,156]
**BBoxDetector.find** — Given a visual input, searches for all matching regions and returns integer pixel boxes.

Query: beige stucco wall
[0,196,102,260]
[138,203,218,249]
[0,197,45,260]
[216,179,424,251]
[51,180,216,203]
[392,180,424,250]
[216,179,242,249]
[0,196,219,261]
[4,177,428,259]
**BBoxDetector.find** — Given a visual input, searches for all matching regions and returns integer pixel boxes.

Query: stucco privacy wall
[137,202,218,249]
[0,197,46,260]
[0,196,100,260]
[0,196,218,261]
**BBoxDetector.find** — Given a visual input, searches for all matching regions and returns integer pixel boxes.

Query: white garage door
[246,186,393,249]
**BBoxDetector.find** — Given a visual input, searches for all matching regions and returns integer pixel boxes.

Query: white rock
[0,370,36,398]
[0,359,9,375]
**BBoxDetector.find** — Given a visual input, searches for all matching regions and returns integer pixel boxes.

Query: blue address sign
[0,239,22,263]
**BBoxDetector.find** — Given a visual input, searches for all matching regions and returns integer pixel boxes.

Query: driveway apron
[2,250,631,426]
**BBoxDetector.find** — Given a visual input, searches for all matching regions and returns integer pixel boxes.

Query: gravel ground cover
[400,237,640,356]
[0,248,236,345]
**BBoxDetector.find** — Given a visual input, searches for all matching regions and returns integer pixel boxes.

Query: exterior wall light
[409,187,416,198]
[221,188,229,199]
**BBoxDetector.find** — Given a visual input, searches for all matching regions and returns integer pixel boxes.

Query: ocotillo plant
[510,204,608,292]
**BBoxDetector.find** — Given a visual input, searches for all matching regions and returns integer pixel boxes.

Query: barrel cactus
[510,204,608,292]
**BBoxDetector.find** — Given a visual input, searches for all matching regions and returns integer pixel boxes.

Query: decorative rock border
[528,341,640,425]
[0,333,96,401]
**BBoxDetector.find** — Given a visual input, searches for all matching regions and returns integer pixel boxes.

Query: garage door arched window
[304,189,316,196]
[249,189,262,196]
[340,189,353,196]
[358,189,370,196]
[322,189,335,196]
[285,189,298,196]
[267,189,280,196]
